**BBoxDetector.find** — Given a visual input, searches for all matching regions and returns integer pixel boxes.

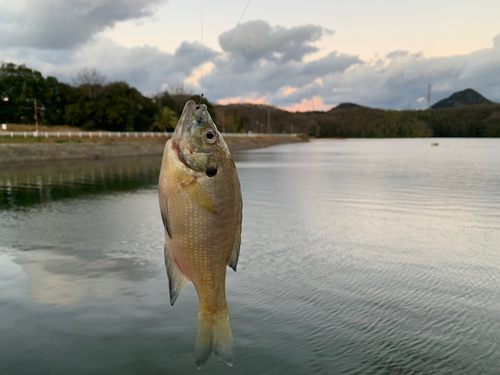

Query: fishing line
[198,0,252,100]
[200,0,204,99]
[218,0,252,63]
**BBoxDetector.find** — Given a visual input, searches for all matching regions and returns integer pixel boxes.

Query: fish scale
[158,100,242,367]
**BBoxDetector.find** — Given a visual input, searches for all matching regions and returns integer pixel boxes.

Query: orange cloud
[282,96,333,112]
[245,97,267,104]
[218,96,241,105]
[283,86,298,96]
[217,96,267,105]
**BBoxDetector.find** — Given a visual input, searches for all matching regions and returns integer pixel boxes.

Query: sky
[0,0,499,111]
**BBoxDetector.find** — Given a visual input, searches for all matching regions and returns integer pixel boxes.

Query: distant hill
[331,102,363,110]
[431,89,492,109]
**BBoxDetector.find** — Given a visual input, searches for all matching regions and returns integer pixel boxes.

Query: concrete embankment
[0,135,307,164]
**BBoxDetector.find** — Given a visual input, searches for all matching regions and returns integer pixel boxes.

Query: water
[1,138,499,374]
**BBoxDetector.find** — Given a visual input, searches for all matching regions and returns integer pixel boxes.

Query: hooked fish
[158,100,242,367]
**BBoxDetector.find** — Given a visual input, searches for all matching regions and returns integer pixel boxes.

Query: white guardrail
[0,131,170,138]
[0,131,299,138]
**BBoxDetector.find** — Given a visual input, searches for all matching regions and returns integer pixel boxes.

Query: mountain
[330,102,363,110]
[431,88,492,109]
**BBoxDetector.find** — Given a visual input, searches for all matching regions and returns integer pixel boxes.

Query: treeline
[0,63,216,132]
[315,104,500,138]
[315,105,432,138]
[215,102,500,138]
[214,103,317,134]
[2,62,499,137]
[414,105,500,137]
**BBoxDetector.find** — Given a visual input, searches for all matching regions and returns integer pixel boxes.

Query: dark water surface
[1,139,499,374]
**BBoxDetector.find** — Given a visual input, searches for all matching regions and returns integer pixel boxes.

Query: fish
[158,100,242,367]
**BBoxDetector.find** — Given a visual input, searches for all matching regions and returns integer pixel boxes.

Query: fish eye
[204,129,216,144]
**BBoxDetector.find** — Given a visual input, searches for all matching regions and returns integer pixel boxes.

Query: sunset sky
[1,0,499,111]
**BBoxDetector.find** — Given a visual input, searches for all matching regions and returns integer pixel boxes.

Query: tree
[168,82,192,96]
[73,68,106,100]
[153,107,179,131]
[224,108,243,133]
[0,63,45,124]
[152,90,182,116]
[65,81,159,131]
[42,77,72,125]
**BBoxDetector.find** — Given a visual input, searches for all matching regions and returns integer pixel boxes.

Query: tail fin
[195,308,233,368]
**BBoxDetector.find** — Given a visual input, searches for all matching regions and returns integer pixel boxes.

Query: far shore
[0,133,307,164]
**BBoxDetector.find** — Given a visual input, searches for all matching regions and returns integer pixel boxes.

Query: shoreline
[0,135,307,164]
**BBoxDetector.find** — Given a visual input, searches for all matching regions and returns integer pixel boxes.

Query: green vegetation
[153,107,179,132]
[214,103,317,134]
[2,62,499,138]
[64,81,159,131]
[0,63,213,132]
[431,88,492,109]
[214,102,500,138]
[414,105,500,137]
[316,107,432,138]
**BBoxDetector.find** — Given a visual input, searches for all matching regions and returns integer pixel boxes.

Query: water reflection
[16,250,119,305]
[0,156,162,209]
[0,156,165,306]
[1,141,500,374]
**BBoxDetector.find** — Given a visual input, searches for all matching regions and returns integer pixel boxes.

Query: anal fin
[164,246,188,305]
[229,226,241,272]
[159,196,172,239]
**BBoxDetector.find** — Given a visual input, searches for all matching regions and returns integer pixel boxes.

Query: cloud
[494,33,500,49]
[0,0,166,49]
[201,47,362,104]
[1,16,499,111]
[219,20,334,65]
[0,38,218,95]
[282,96,332,112]
[210,32,500,110]
[386,50,409,60]
[311,46,500,109]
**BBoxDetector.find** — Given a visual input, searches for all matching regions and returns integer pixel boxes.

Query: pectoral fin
[182,180,219,215]
[164,246,188,305]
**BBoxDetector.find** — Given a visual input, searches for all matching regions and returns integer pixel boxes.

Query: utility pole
[427,84,432,109]
[267,98,271,134]
[34,100,39,135]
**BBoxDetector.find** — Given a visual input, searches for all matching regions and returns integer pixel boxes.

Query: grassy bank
[0,133,306,164]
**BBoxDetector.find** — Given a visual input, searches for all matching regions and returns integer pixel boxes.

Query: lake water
[1,138,499,375]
